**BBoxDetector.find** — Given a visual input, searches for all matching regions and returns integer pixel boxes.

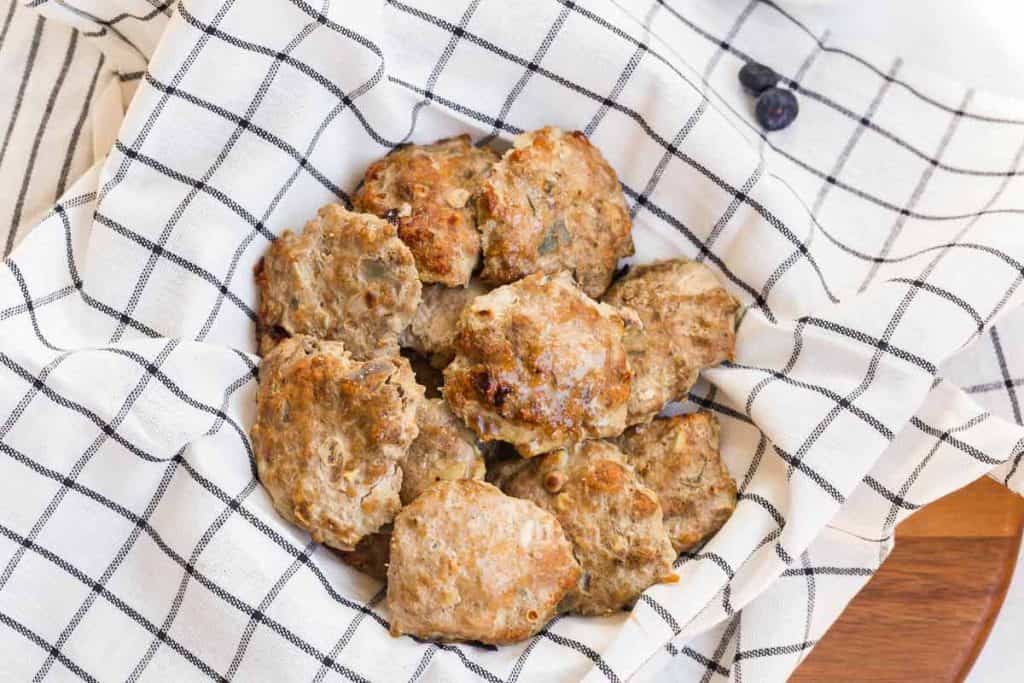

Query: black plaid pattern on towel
[1,0,1023,680]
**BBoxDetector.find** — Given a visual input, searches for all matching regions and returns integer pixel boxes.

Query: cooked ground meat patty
[400,398,485,504]
[256,204,421,360]
[497,440,677,615]
[251,335,422,551]
[399,280,490,367]
[603,259,738,425]
[617,412,736,552]
[477,127,633,297]
[444,271,633,457]
[387,480,581,644]
[354,135,498,286]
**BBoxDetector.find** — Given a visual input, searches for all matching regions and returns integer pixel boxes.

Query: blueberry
[755,87,798,131]
[738,61,780,95]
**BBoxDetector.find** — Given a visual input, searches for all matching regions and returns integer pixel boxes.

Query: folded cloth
[1,1,1023,681]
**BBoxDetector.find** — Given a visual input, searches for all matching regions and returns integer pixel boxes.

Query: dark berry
[755,87,798,131]
[738,61,780,95]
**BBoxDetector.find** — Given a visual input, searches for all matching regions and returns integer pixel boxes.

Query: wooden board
[792,477,1024,683]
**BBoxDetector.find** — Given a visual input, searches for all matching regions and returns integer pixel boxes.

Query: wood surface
[792,477,1024,682]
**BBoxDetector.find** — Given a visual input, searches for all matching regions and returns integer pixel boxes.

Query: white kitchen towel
[2,1,1024,681]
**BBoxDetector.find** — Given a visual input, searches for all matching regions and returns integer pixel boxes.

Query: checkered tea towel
[2,0,1024,681]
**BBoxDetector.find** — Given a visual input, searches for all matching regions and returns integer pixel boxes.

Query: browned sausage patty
[354,135,498,286]
[400,398,485,504]
[387,480,581,644]
[617,412,736,552]
[603,259,738,425]
[251,336,422,551]
[399,280,490,367]
[497,440,676,616]
[443,271,633,457]
[477,127,633,297]
[256,204,421,360]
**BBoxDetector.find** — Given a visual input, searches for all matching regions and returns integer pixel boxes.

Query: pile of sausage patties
[250,127,740,645]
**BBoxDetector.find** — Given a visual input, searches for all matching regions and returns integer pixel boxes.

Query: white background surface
[781,2,1024,680]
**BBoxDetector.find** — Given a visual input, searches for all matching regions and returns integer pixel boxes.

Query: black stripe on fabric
[93,211,257,321]
[757,57,899,302]
[859,91,971,291]
[640,594,681,634]
[728,360,893,440]
[772,446,845,503]
[0,608,98,683]
[780,566,873,578]
[743,319,805,416]
[630,97,709,221]
[224,542,319,678]
[737,492,785,528]
[676,549,735,578]
[910,415,1003,466]
[688,392,753,426]
[142,73,347,200]
[405,645,438,683]
[796,549,815,670]
[701,615,739,683]
[34,444,188,679]
[60,0,173,26]
[6,29,79,256]
[734,639,817,661]
[0,343,174,603]
[862,475,920,511]
[889,278,984,332]
[877,411,988,540]
[0,351,164,463]
[964,377,1024,395]
[798,316,937,374]
[400,0,483,152]
[177,5,394,148]
[540,630,621,683]
[311,589,387,683]
[0,284,75,321]
[287,0,383,58]
[49,0,147,59]
[56,52,105,198]
[0,15,45,171]
[0,353,68,447]
[989,328,1022,424]
[480,3,571,144]
[0,438,376,683]
[757,0,1024,126]
[425,642,503,683]
[111,141,274,241]
[0,0,17,53]
[583,38,645,137]
[5,261,61,351]
[666,643,730,678]
[1005,442,1024,488]
[50,203,163,339]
